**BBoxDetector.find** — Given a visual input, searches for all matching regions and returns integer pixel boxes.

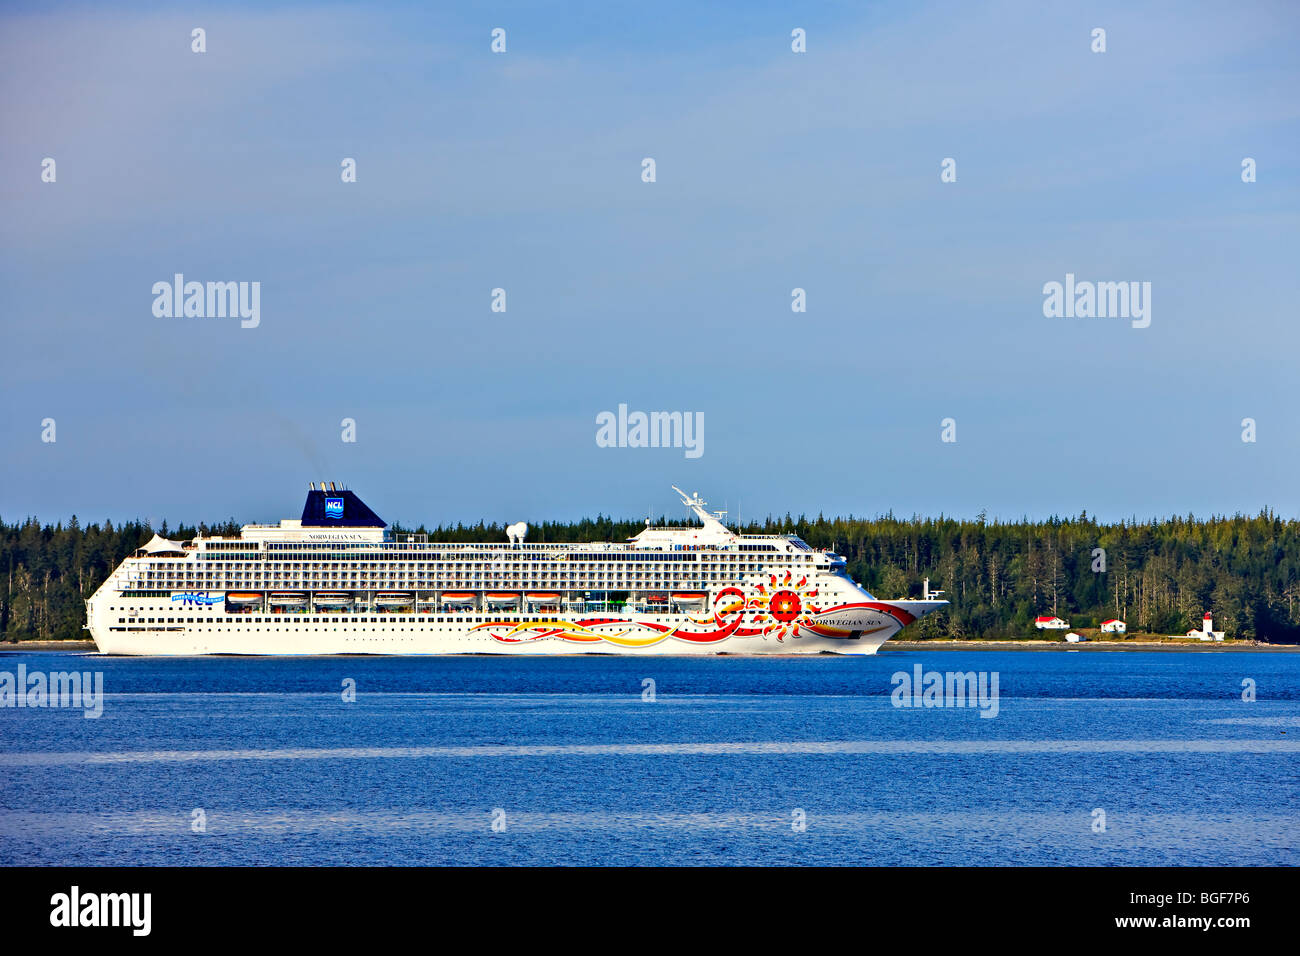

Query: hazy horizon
[2,490,1295,532]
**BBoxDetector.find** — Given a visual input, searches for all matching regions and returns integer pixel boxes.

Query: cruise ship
[85,485,947,655]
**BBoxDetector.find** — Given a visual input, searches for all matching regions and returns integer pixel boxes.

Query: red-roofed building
[1100,619,1126,634]
[1034,615,1069,630]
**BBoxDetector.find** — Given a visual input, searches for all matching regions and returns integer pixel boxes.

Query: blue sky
[1,1,1297,529]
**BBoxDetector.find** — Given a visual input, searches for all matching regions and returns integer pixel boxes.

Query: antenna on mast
[670,485,729,530]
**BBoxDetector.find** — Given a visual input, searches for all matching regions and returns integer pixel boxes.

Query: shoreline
[882,640,1295,652]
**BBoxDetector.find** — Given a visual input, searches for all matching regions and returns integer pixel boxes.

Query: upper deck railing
[191,531,810,554]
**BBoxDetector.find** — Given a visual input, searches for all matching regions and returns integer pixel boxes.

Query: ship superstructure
[85,485,947,655]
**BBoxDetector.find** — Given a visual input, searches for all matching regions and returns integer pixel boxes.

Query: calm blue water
[1,650,1296,865]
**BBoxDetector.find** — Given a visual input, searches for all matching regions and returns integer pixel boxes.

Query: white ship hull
[88,604,942,656]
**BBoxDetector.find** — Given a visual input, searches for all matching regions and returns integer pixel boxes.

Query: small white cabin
[1100,619,1126,634]
[1035,616,1069,630]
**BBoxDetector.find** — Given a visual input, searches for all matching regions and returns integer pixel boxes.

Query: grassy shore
[0,640,98,652]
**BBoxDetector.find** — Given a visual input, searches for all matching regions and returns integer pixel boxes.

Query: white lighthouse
[1188,612,1225,641]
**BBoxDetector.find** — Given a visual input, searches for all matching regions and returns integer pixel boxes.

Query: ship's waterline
[85,485,947,656]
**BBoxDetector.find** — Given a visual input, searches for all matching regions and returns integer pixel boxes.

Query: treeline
[4,510,1299,643]
[0,516,239,642]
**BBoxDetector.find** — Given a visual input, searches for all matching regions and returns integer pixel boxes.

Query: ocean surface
[1,649,1296,866]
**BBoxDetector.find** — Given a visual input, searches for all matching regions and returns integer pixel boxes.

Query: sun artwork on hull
[470,570,831,648]
[746,570,818,642]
